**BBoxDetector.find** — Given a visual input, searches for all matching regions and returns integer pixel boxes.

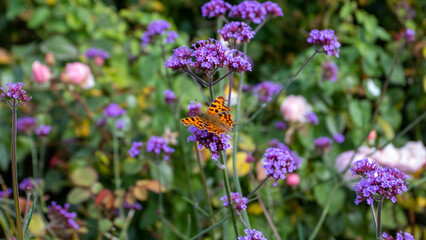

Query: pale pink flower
[286,173,300,187]
[32,61,51,83]
[395,141,425,173]
[280,95,313,123]
[61,62,94,89]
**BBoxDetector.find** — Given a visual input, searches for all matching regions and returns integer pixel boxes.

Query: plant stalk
[220,153,239,237]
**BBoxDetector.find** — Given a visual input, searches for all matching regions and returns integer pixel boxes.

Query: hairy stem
[247,177,269,200]
[370,203,378,233]
[376,198,383,239]
[220,153,239,237]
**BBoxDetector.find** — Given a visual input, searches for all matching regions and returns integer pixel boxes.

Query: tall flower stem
[29,136,38,178]
[370,203,378,232]
[376,198,383,239]
[219,153,239,237]
[11,104,24,240]
[112,131,123,217]
[227,73,233,108]
[160,43,173,90]
[194,145,215,239]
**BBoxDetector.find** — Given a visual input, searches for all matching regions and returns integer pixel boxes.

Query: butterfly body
[181,96,236,136]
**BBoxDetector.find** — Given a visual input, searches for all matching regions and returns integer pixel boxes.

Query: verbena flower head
[237,229,267,240]
[85,47,109,59]
[314,137,333,154]
[115,119,125,130]
[263,1,283,17]
[123,202,142,210]
[165,31,178,44]
[218,21,256,43]
[307,29,341,58]
[17,116,37,134]
[128,141,143,157]
[351,158,379,177]
[187,126,232,161]
[0,82,32,106]
[164,46,193,71]
[305,112,319,125]
[201,0,232,18]
[103,103,126,118]
[19,178,40,192]
[0,188,12,198]
[220,192,248,215]
[353,164,409,205]
[322,61,338,82]
[263,147,297,186]
[223,49,252,73]
[187,101,203,116]
[253,81,281,103]
[141,20,171,46]
[163,89,176,105]
[268,139,303,167]
[146,136,175,160]
[333,133,345,143]
[229,1,267,24]
[48,201,79,230]
[404,28,415,42]
[190,39,229,75]
[275,121,287,130]
[382,232,415,240]
[35,124,52,137]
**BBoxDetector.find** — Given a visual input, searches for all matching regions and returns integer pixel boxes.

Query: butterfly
[180,96,236,136]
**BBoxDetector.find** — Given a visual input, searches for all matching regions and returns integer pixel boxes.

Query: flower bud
[32,61,51,83]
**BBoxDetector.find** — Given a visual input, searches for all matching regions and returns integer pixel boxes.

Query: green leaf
[28,7,51,29]
[99,219,113,232]
[150,161,173,190]
[40,35,78,60]
[24,197,36,237]
[380,51,405,85]
[67,187,91,204]
[313,182,345,215]
[0,143,9,171]
[70,166,98,187]
[123,158,143,176]
[325,113,345,134]
[6,0,26,20]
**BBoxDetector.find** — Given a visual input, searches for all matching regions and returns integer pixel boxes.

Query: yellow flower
[227,152,251,177]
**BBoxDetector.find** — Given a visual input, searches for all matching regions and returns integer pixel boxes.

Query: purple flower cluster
[146,136,175,160]
[322,61,338,82]
[307,29,341,58]
[19,178,40,192]
[103,103,126,118]
[190,39,229,75]
[263,147,297,186]
[218,21,256,43]
[128,141,143,157]
[187,126,232,161]
[47,201,79,230]
[85,47,109,59]
[0,82,32,105]
[220,192,248,215]
[187,101,203,116]
[0,188,12,198]
[382,232,415,240]
[164,46,193,71]
[333,133,345,143]
[263,1,284,17]
[163,89,176,105]
[17,116,37,134]
[115,119,125,130]
[237,229,267,240]
[201,0,232,18]
[403,28,415,42]
[305,112,319,125]
[141,20,178,46]
[229,1,267,24]
[123,201,142,210]
[275,121,286,130]
[253,81,281,103]
[223,49,252,73]
[314,137,333,154]
[268,139,302,167]
[35,124,52,137]
[352,159,409,205]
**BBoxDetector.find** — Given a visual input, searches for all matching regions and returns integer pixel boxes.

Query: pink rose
[32,61,51,83]
[61,62,94,89]
[370,144,400,169]
[286,173,300,187]
[280,95,312,123]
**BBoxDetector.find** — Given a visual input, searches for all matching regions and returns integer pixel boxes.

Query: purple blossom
[238,228,268,240]
[229,1,267,24]
[352,160,409,205]
[190,39,229,75]
[115,119,125,130]
[404,28,415,42]
[201,0,232,18]
[19,178,40,192]
[165,31,178,44]
[47,201,79,230]
[351,159,380,177]
[333,133,345,143]
[187,101,203,116]
[103,103,126,118]
[85,47,109,59]
[268,139,303,167]
[218,21,256,43]
[164,46,193,71]
[0,82,32,105]
[163,89,176,105]
[0,188,12,198]
[246,152,256,163]
[307,29,341,58]
[123,202,142,210]
[305,112,319,125]
[322,61,338,82]
[35,124,52,137]
[263,1,283,17]
[220,192,248,215]
[128,141,143,157]
[141,20,172,46]
[382,232,415,240]
[223,49,252,73]
[146,136,175,160]
[17,116,37,134]
[187,126,232,161]
[253,81,281,103]
[275,121,287,130]
[314,137,333,154]
[263,147,297,186]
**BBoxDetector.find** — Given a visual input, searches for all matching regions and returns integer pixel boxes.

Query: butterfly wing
[207,96,231,114]
[204,122,227,136]
[180,117,205,130]
[217,112,237,131]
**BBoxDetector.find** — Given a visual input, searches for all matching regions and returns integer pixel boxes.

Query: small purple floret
[307,29,341,58]
[17,116,37,134]
[382,231,415,240]
[165,31,178,44]
[0,82,32,105]
[305,112,319,125]
[263,147,297,186]
[187,101,203,117]
[253,81,281,103]
[146,136,175,160]
[218,21,256,43]
[201,0,232,18]
[47,201,79,230]
[333,133,345,143]
[314,137,333,154]
[35,124,52,137]
[85,47,109,59]
[0,188,12,198]
[237,228,268,240]
[220,192,248,215]
[163,89,176,105]
[229,1,267,24]
[103,103,126,118]
[187,126,232,161]
[141,20,172,46]
[128,141,143,157]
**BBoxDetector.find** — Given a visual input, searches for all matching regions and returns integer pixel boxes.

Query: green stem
[112,132,123,217]
[11,104,24,240]
[160,43,173,90]
[38,138,46,178]
[220,153,239,237]
[29,136,38,178]
[376,198,383,239]
[194,145,215,239]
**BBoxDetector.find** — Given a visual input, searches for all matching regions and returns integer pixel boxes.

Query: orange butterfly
[180,96,236,136]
